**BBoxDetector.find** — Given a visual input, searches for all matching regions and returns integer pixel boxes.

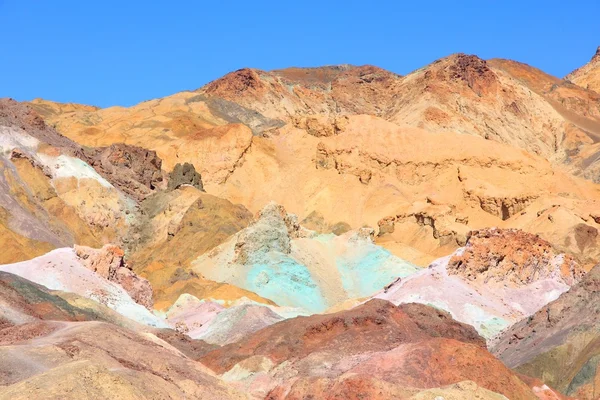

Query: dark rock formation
[84,143,165,201]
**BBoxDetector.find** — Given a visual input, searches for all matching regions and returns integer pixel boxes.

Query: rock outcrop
[75,244,154,309]
[84,143,165,201]
[233,202,313,264]
[167,162,204,191]
[448,228,584,286]
[492,263,600,399]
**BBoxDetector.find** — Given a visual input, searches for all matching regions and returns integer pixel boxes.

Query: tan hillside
[24,57,600,267]
[566,46,600,93]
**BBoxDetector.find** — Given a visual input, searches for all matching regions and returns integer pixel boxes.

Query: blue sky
[1,0,598,108]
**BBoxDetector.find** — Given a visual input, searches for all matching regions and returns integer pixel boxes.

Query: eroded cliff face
[75,244,154,309]
[447,228,584,286]
[84,143,166,201]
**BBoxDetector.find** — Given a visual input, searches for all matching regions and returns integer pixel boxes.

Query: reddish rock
[75,244,153,309]
[200,299,559,399]
[445,54,499,96]
[448,228,584,286]
[201,299,484,374]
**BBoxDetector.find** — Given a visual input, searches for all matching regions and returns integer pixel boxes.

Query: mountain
[2,48,600,399]
[198,65,403,123]
[24,77,600,269]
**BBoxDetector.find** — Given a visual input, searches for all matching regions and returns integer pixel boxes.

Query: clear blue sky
[1,0,598,108]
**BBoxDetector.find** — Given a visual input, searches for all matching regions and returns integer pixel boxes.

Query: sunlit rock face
[3,48,600,400]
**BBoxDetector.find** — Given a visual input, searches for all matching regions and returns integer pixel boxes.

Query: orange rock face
[27,56,600,268]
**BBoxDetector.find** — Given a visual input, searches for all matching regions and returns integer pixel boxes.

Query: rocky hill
[24,55,600,271]
[2,47,600,399]
[200,299,563,399]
